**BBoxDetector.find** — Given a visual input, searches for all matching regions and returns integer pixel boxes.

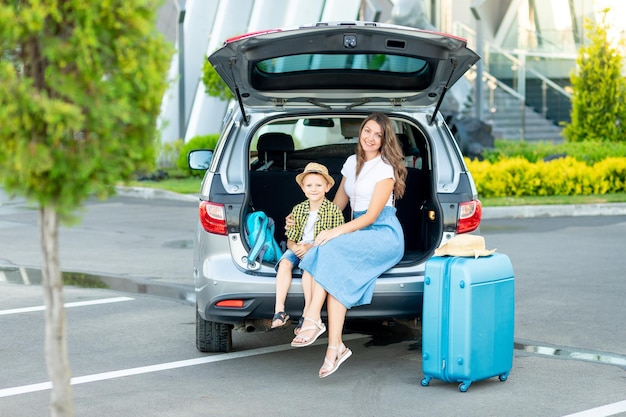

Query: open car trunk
[246,115,442,267]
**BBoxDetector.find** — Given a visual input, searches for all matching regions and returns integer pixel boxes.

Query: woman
[291,113,407,378]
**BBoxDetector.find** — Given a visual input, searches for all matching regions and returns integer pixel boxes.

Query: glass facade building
[158,0,626,143]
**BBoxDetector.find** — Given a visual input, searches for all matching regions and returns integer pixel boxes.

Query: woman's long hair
[355,113,407,199]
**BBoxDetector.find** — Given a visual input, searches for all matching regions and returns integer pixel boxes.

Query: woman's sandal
[268,311,290,331]
[319,344,352,378]
[290,318,326,347]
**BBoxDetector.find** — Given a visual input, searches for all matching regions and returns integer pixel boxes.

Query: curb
[115,186,199,203]
[115,186,626,220]
[482,203,626,219]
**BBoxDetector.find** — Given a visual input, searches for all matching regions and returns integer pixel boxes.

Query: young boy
[270,162,344,330]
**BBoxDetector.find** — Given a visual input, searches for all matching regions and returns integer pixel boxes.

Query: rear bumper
[196,271,425,326]
[201,292,424,326]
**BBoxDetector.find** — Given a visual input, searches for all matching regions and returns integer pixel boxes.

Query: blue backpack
[245,211,283,265]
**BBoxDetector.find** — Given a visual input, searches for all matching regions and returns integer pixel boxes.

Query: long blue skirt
[299,206,404,309]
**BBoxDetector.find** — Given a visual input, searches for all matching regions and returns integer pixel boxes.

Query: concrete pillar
[248,0,288,30]
[185,0,254,140]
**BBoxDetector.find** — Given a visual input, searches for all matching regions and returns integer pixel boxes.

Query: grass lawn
[125,177,203,195]
[480,194,626,206]
[124,177,626,207]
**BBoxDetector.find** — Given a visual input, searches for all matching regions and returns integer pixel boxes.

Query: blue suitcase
[421,252,515,392]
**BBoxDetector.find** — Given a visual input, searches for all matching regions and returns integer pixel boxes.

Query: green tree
[0,2,172,416]
[563,8,626,142]
[202,58,233,101]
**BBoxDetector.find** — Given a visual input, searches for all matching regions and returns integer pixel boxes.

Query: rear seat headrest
[396,133,420,157]
[396,133,411,155]
[257,132,295,153]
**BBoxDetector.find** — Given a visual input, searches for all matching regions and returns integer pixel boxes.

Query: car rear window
[251,53,433,91]
[249,116,426,174]
[257,53,429,73]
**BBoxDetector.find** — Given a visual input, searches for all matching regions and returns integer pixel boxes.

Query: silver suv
[188,22,482,352]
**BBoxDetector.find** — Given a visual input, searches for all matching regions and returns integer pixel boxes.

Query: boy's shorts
[274,249,301,272]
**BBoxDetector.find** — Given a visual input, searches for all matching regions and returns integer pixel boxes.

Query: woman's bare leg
[326,294,347,348]
[319,294,349,377]
[301,268,314,316]
[292,273,327,344]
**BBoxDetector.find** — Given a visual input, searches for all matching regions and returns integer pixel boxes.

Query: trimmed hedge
[466,156,626,198]
[482,139,626,164]
[176,134,220,176]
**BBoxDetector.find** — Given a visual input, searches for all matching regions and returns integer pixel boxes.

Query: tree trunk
[39,206,74,417]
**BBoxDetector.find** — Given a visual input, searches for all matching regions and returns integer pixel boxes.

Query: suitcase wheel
[420,376,431,387]
[458,382,470,392]
[499,372,509,382]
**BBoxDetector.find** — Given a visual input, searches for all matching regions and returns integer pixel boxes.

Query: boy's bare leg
[272,260,293,328]
[293,269,315,334]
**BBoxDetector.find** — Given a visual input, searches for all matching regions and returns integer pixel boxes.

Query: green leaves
[467,156,626,198]
[563,8,626,143]
[202,59,234,101]
[0,0,173,221]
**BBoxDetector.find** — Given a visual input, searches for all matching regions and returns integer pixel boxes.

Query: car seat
[256,132,295,171]
[397,132,422,169]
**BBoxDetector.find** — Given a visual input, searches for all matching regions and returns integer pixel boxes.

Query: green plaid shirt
[286,198,344,243]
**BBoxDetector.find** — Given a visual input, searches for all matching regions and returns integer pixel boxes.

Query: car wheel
[196,309,232,353]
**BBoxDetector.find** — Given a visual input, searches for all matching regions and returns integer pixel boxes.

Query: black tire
[196,309,232,353]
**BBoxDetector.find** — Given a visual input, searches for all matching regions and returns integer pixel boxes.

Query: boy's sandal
[268,311,290,331]
[293,316,305,335]
[290,318,326,347]
[319,344,352,378]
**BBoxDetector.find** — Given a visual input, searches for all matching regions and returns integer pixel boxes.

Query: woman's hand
[284,213,295,231]
[314,229,343,246]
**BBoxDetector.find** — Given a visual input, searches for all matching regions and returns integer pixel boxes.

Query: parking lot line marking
[561,399,626,417]
[0,296,134,316]
[0,333,365,398]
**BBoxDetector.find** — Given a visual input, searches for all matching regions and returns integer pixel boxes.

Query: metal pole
[517,50,526,140]
[178,0,187,141]
[541,81,548,118]
[471,6,484,121]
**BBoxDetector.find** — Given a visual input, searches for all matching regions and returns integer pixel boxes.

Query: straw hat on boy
[295,162,335,188]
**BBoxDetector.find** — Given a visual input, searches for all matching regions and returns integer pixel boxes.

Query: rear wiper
[228,58,249,126]
[428,58,457,125]
[307,98,332,110]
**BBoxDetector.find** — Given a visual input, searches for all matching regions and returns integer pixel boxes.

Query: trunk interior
[246,116,441,267]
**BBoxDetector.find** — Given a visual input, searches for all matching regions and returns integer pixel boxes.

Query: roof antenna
[428,59,457,126]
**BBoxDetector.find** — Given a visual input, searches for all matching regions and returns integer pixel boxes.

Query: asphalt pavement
[2,187,626,416]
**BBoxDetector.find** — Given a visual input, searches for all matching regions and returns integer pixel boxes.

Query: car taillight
[456,199,482,234]
[199,201,228,236]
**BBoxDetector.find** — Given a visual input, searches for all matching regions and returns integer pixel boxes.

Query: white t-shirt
[300,209,318,243]
[341,155,395,212]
